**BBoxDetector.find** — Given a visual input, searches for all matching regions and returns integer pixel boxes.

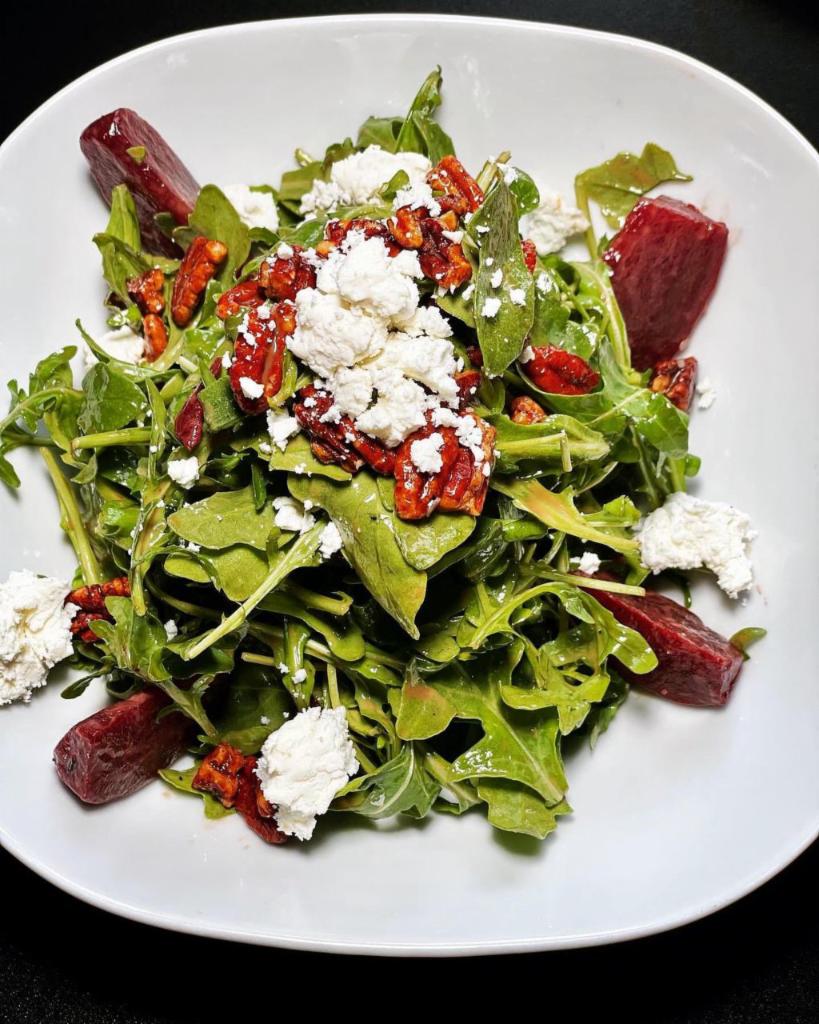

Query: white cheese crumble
[522,191,589,256]
[394,180,441,216]
[490,269,503,289]
[637,492,756,599]
[167,457,200,490]
[222,184,279,232]
[509,288,526,306]
[316,232,421,321]
[221,352,233,370]
[255,706,359,840]
[481,297,501,318]
[239,376,264,400]
[520,345,535,363]
[696,377,717,410]
[0,571,76,705]
[300,145,431,214]
[290,289,387,378]
[455,415,485,463]
[266,409,301,451]
[410,432,445,474]
[163,619,179,641]
[319,521,343,560]
[272,496,315,534]
[572,551,602,575]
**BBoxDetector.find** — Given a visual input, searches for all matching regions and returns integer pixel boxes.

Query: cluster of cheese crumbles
[299,145,432,214]
[0,571,77,705]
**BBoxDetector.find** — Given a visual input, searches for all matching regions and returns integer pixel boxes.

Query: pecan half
[521,238,538,273]
[259,246,317,302]
[171,236,228,327]
[522,345,601,396]
[216,278,266,320]
[510,394,547,424]
[127,268,165,315]
[293,386,395,476]
[236,756,287,845]
[649,356,698,411]
[427,155,484,215]
[439,416,496,515]
[142,313,168,360]
[417,217,472,291]
[69,611,109,645]
[66,577,131,645]
[192,743,246,808]
[388,206,425,249]
[228,304,290,415]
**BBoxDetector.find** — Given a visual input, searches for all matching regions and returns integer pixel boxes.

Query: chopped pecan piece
[236,756,287,845]
[439,416,496,515]
[66,577,131,645]
[142,313,168,360]
[522,345,601,395]
[388,206,425,249]
[417,218,472,290]
[326,218,400,254]
[216,278,266,320]
[510,394,547,424]
[192,743,246,808]
[171,236,227,327]
[228,304,289,415]
[455,370,482,408]
[427,155,484,215]
[293,386,395,476]
[521,238,538,273]
[127,268,165,315]
[649,356,698,411]
[259,246,317,302]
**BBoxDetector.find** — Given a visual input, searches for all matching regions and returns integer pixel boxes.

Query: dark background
[1,3,817,1021]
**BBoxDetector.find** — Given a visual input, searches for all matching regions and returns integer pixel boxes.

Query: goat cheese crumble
[0,571,76,705]
[255,706,359,840]
[272,496,315,534]
[319,521,343,559]
[239,377,264,400]
[410,432,445,474]
[222,184,279,232]
[522,191,589,255]
[300,145,431,214]
[573,551,602,575]
[696,377,717,410]
[266,409,301,451]
[637,492,756,599]
[167,457,200,490]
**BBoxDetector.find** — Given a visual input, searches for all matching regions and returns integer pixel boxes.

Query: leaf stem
[71,427,153,451]
[40,448,103,584]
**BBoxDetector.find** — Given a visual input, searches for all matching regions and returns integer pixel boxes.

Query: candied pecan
[192,743,246,808]
[439,416,496,515]
[174,389,204,450]
[259,246,317,302]
[521,238,538,273]
[394,421,461,520]
[69,611,109,644]
[171,236,228,327]
[216,278,266,320]
[427,155,484,215]
[228,306,286,415]
[418,217,472,290]
[326,218,400,254]
[293,386,395,476]
[142,313,168,360]
[522,345,601,395]
[510,394,547,424]
[388,206,425,249]
[466,345,483,368]
[455,370,481,407]
[649,356,698,411]
[67,576,131,613]
[236,757,287,845]
[127,268,165,315]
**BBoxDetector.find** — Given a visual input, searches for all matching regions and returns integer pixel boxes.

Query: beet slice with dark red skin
[592,585,743,708]
[54,689,194,804]
[603,196,728,371]
[80,108,199,258]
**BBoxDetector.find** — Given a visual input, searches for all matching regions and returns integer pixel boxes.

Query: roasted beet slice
[603,196,728,371]
[54,689,194,804]
[80,108,199,257]
[592,586,743,708]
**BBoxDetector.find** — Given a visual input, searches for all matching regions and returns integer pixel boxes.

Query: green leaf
[259,592,365,662]
[356,115,403,152]
[505,167,540,216]
[477,780,570,839]
[187,185,251,284]
[396,676,457,740]
[335,743,439,819]
[212,662,293,753]
[471,181,534,376]
[159,765,233,819]
[77,364,148,434]
[394,67,455,164]
[105,184,142,249]
[729,626,767,661]
[490,413,609,475]
[165,545,270,602]
[289,473,426,639]
[263,432,352,481]
[199,376,242,432]
[91,597,169,682]
[168,486,275,550]
[575,143,691,228]
[376,477,476,570]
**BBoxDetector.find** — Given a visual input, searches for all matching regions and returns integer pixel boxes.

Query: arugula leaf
[477,780,570,839]
[491,413,609,476]
[187,185,250,284]
[289,473,426,639]
[356,115,403,152]
[168,486,275,550]
[729,626,767,661]
[575,142,691,228]
[470,180,535,376]
[394,67,455,164]
[396,673,457,740]
[336,742,439,819]
[104,184,142,250]
[212,662,293,753]
[259,591,365,662]
[159,765,234,819]
[505,167,540,216]
[263,433,352,481]
[165,545,270,602]
[376,477,475,570]
[77,364,148,434]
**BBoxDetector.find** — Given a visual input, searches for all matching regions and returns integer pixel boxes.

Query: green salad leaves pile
[1,69,706,841]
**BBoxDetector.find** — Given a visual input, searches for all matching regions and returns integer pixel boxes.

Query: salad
[0,69,761,845]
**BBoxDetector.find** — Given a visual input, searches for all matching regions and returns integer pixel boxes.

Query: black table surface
[1,2,817,1020]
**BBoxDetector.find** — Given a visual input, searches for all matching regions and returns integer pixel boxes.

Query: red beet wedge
[80,108,199,257]
[54,689,194,804]
[603,196,728,371]
[592,587,743,708]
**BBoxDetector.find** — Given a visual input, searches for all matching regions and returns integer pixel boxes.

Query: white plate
[1,15,817,956]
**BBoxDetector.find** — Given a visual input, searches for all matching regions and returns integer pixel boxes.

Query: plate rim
[1,13,817,956]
